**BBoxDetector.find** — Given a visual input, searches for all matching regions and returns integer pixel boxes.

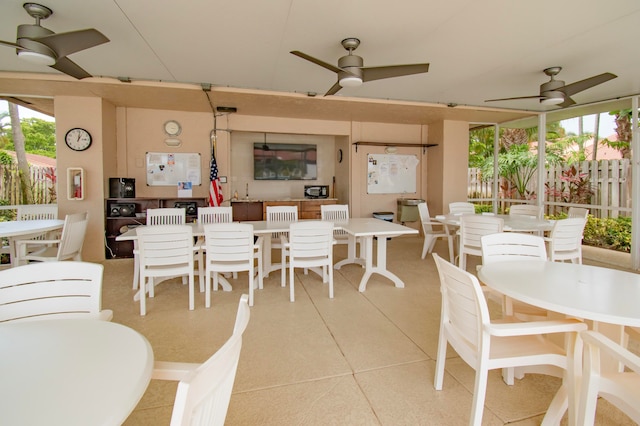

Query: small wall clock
[164,120,182,137]
[65,128,92,151]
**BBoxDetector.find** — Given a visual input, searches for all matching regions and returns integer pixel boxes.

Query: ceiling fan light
[339,76,363,87]
[17,50,56,66]
[540,91,564,105]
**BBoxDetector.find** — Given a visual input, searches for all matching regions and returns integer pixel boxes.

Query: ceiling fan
[0,2,109,79]
[291,38,430,96]
[485,67,617,108]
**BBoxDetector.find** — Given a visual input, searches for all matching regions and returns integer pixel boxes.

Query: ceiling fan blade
[290,51,342,74]
[50,56,92,79]
[558,96,576,108]
[0,39,26,50]
[559,72,617,97]
[37,29,109,58]
[485,95,542,102]
[362,63,429,82]
[324,82,342,96]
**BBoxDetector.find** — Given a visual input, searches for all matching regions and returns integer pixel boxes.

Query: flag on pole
[209,145,223,207]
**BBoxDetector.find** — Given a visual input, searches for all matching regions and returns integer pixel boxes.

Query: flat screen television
[254,143,317,180]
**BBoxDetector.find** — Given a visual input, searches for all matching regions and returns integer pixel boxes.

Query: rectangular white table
[119,219,418,293]
[478,260,640,426]
[0,318,153,425]
[0,219,64,266]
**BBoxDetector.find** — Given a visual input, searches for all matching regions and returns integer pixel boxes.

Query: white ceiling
[1,0,639,126]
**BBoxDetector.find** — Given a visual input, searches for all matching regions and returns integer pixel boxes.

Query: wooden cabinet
[105,197,206,259]
[232,201,263,221]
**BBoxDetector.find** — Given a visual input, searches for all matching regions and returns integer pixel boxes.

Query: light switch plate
[219,176,227,183]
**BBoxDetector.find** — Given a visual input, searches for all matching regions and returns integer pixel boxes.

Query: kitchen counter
[231,198,338,220]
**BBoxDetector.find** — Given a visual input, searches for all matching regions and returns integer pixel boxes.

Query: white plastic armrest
[152,360,200,381]
[488,319,586,337]
[15,238,61,247]
[582,330,640,372]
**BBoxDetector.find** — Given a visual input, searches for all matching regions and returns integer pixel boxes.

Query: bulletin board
[367,153,419,194]
[146,152,202,186]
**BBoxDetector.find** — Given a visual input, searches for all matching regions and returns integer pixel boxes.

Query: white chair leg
[289,263,295,302]
[188,273,194,311]
[281,248,287,288]
[140,277,146,316]
[248,265,254,307]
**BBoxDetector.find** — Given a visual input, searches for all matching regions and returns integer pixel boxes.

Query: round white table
[478,260,640,426]
[0,319,154,426]
[478,260,640,327]
[0,219,64,266]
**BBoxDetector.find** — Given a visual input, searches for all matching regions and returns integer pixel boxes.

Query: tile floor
[100,236,636,425]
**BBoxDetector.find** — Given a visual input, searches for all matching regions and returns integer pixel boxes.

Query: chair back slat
[481,233,547,264]
[0,261,110,322]
[147,208,186,225]
[198,207,232,224]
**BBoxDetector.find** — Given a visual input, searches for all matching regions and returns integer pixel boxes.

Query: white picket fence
[0,164,56,205]
[468,159,631,218]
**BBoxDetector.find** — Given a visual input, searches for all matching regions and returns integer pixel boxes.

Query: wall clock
[65,128,92,151]
[164,120,182,137]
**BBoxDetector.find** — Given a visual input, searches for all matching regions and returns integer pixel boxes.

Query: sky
[0,100,618,136]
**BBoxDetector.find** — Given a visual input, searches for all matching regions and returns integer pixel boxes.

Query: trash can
[372,211,394,240]
[397,198,425,223]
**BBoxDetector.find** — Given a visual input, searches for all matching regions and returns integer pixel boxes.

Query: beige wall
[51,95,471,261]
[426,120,469,215]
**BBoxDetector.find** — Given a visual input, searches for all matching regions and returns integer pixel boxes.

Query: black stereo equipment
[174,201,197,215]
[110,203,136,217]
[109,178,136,198]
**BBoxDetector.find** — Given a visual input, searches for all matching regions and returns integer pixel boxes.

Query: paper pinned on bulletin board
[177,181,192,197]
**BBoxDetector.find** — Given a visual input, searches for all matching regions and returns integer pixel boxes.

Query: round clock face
[65,128,92,151]
[164,120,182,137]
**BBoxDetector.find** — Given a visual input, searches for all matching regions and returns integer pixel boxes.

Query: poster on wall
[146,152,201,186]
[367,153,419,194]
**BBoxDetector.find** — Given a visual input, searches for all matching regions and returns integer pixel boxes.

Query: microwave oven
[304,185,329,199]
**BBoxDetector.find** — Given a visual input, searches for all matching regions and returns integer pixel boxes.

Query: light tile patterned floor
[99,237,636,425]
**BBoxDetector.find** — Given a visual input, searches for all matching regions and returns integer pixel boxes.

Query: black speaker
[174,201,197,215]
[110,203,136,217]
[109,178,135,198]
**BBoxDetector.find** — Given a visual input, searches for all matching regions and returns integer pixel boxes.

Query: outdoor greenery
[0,113,56,158]
[548,213,631,253]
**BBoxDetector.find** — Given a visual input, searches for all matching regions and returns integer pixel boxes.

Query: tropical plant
[545,165,594,204]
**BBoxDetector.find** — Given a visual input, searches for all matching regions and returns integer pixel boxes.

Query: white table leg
[358,234,405,292]
[335,234,365,269]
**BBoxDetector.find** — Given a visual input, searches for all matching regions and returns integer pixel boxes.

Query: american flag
[209,147,223,207]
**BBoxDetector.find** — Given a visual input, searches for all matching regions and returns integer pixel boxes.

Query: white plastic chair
[568,207,589,219]
[480,232,548,320]
[197,206,232,224]
[457,214,503,271]
[0,261,112,322]
[133,208,187,290]
[544,217,587,263]
[578,330,640,426]
[285,221,335,302]
[203,223,263,307]
[266,205,298,286]
[196,206,234,281]
[15,211,88,265]
[448,201,475,215]
[152,294,250,426]
[509,204,543,219]
[417,202,453,261]
[136,224,196,316]
[16,204,58,221]
[432,253,587,426]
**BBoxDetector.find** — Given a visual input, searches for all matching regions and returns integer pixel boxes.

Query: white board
[146,152,202,186]
[367,153,419,194]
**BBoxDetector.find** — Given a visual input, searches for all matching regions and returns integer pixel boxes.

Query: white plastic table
[0,319,154,426]
[478,260,640,426]
[338,218,419,291]
[0,219,64,266]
